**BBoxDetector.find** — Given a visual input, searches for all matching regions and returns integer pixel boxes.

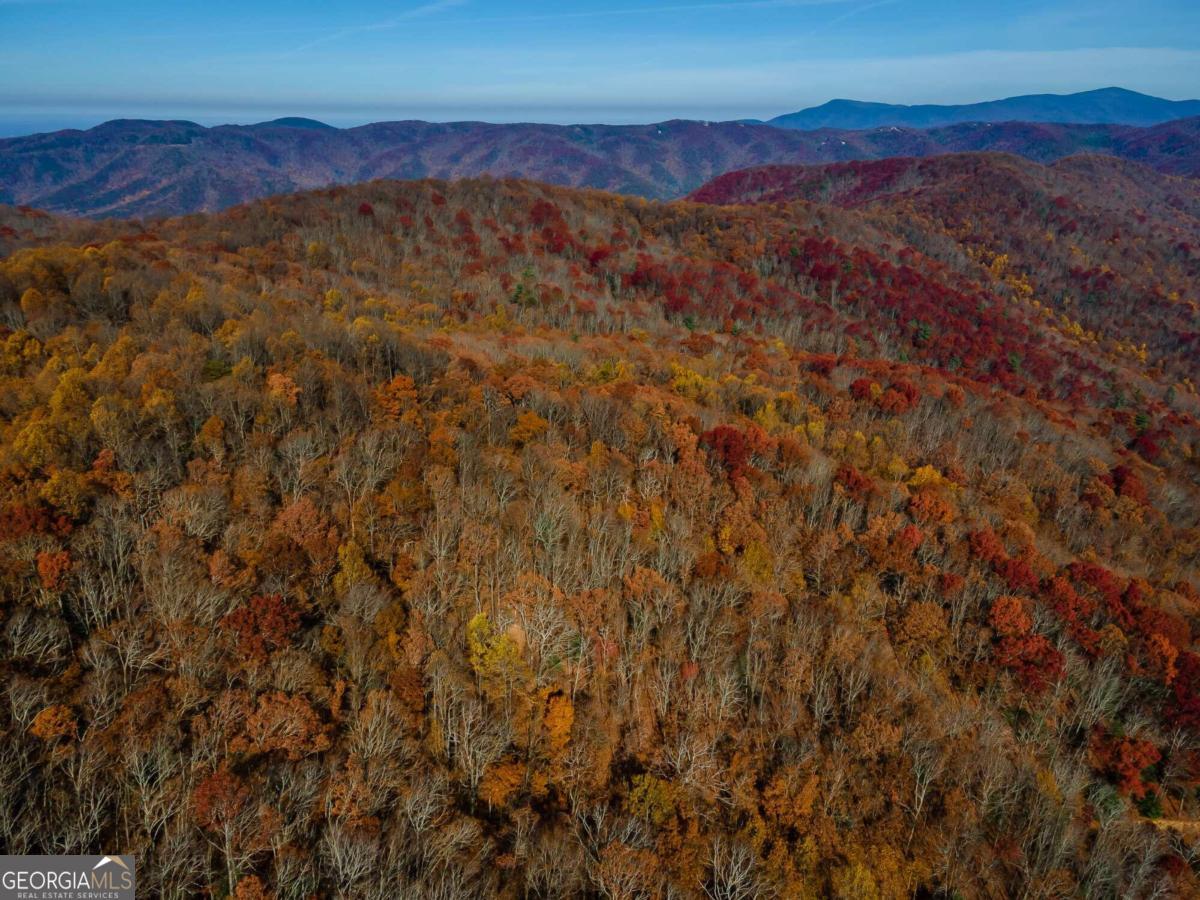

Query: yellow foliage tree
[509,410,549,446]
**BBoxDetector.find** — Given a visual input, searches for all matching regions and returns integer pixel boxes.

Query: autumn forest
[1,147,1199,899]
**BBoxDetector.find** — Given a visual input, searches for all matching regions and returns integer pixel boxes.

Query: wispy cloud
[283,0,858,55]
[287,0,469,54]
[451,0,857,26]
[818,0,904,32]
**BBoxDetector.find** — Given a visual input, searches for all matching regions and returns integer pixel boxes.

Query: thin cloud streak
[817,0,904,33]
[287,0,469,55]
[283,0,858,56]
[457,0,857,21]
[416,0,859,31]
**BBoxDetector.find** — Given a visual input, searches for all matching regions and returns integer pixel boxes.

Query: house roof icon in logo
[92,856,130,871]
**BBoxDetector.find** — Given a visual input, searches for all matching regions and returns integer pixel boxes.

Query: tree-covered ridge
[692,152,1200,391]
[3,113,1198,218]
[0,177,1198,898]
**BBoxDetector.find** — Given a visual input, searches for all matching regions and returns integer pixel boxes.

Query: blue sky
[1,0,1199,135]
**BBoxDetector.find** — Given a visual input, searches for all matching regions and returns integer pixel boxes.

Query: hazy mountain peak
[769,87,1200,130]
[254,117,336,130]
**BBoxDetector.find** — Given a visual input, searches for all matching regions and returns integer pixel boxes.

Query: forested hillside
[1,175,1198,898]
[2,114,1198,218]
[692,153,1200,389]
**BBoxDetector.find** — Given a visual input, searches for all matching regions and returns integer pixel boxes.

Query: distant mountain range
[767,87,1200,130]
[1,111,1198,218]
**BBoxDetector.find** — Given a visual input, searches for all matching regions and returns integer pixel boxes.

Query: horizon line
[3,85,1199,139]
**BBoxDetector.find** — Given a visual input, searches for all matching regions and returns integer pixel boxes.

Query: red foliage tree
[701,426,752,481]
[836,464,875,502]
[221,594,301,664]
[995,634,1064,693]
[989,595,1032,637]
[968,527,1006,566]
[1089,729,1161,799]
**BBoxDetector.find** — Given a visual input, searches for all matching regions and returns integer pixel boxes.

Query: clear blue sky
[2,0,1199,135]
